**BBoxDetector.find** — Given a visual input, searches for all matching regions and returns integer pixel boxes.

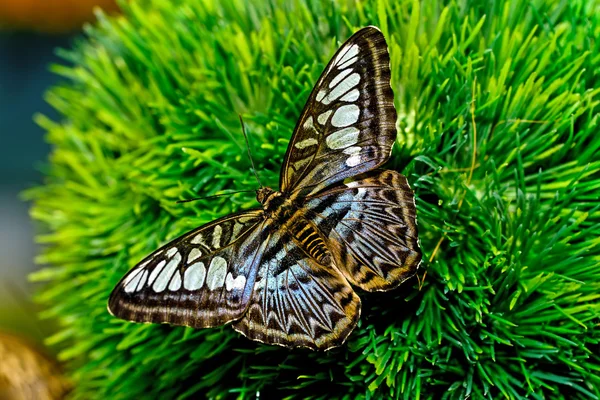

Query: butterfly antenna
[239,114,263,188]
[177,189,256,203]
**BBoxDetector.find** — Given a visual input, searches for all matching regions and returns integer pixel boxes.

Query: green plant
[27,0,600,398]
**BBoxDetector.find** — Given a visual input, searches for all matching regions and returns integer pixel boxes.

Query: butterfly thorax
[257,187,331,266]
[257,187,295,219]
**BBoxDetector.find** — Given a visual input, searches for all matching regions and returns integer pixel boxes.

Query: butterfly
[108,26,421,351]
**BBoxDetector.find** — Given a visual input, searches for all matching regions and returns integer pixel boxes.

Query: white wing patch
[340,89,359,102]
[124,269,145,293]
[148,260,167,286]
[318,110,332,125]
[337,55,358,70]
[316,89,326,102]
[153,252,182,293]
[303,116,315,130]
[166,247,178,258]
[206,256,228,290]
[232,222,244,238]
[329,68,353,88]
[184,262,206,290]
[187,248,202,263]
[326,127,360,150]
[322,73,360,105]
[212,225,222,248]
[343,146,362,167]
[168,272,182,291]
[225,272,246,291]
[334,44,359,67]
[295,138,319,149]
[332,105,360,127]
[191,233,205,245]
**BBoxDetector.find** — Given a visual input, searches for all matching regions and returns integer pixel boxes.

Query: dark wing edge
[107,209,266,329]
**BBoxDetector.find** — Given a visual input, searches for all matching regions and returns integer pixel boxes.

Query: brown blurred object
[0,0,120,33]
[0,332,70,400]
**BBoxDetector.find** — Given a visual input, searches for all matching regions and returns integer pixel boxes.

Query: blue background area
[0,31,74,292]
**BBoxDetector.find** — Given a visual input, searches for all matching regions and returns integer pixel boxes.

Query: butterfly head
[256,186,275,205]
[257,186,291,215]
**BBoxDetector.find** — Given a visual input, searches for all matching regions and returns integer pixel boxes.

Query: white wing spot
[166,247,178,258]
[184,262,206,290]
[295,138,318,149]
[124,270,143,293]
[332,104,360,127]
[137,270,149,292]
[212,225,222,249]
[316,90,326,102]
[147,260,167,285]
[152,252,181,293]
[323,73,360,105]
[317,110,332,125]
[187,248,202,263]
[191,233,205,245]
[225,272,246,291]
[326,127,360,150]
[168,271,182,291]
[338,56,358,69]
[335,44,359,67]
[206,256,228,290]
[340,88,360,102]
[123,268,140,286]
[303,116,315,130]
[343,146,362,167]
[329,68,353,88]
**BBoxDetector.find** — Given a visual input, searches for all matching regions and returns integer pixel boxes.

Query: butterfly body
[109,26,421,350]
[257,187,332,264]
[258,187,294,219]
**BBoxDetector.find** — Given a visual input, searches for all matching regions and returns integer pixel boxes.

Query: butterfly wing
[231,227,361,350]
[280,26,397,196]
[304,170,421,291]
[108,210,268,328]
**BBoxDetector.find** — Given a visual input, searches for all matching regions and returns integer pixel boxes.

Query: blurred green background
[0,2,117,397]
[0,30,66,337]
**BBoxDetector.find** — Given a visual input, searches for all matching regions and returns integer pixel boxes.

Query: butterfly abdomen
[286,215,331,266]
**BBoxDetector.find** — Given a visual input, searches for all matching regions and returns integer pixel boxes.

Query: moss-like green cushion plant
[28,0,600,398]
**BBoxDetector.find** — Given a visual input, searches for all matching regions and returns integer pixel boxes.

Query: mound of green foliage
[27,0,600,398]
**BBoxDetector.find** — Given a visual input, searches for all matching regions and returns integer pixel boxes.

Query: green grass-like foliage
[27,0,600,398]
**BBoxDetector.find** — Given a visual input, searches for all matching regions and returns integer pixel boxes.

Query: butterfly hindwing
[108,210,266,328]
[280,26,397,196]
[304,170,421,291]
[232,227,361,350]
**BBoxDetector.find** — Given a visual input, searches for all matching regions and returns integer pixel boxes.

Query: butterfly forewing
[108,210,266,328]
[304,170,421,291]
[280,26,397,196]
